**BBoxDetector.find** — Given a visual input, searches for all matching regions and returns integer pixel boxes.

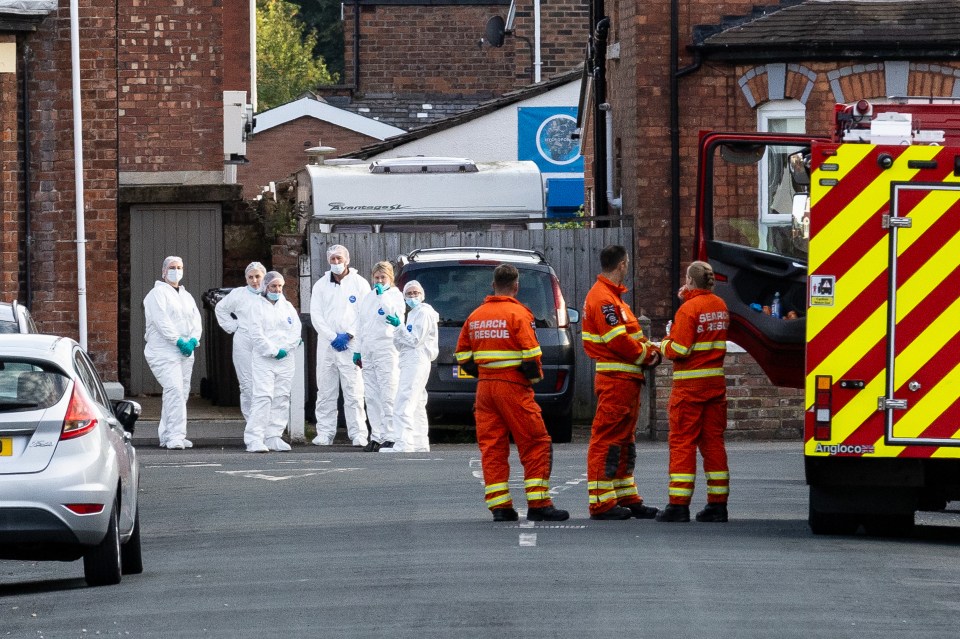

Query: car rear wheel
[121,506,143,575]
[83,500,122,587]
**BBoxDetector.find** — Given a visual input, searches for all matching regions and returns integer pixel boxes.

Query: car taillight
[552,276,568,327]
[813,375,832,440]
[554,370,567,392]
[61,383,98,440]
[63,503,105,515]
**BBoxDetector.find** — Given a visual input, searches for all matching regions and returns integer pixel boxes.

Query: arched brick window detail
[738,63,816,108]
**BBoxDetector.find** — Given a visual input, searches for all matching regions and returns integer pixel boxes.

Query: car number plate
[0,437,11,457]
[453,366,475,379]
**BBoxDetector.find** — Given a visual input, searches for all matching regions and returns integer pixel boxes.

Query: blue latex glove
[374,283,384,295]
[331,332,351,352]
[176,337,191,356]
[188,337,198,349]
[352,352,362,368]
[276,349,287,360]
[385,314,400,327]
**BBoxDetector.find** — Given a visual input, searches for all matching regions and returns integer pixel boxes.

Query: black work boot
[362,440,381,452]
[655,504,691,522]
[527,505,570,522]
[379,441,394,449]
[695,503,728,523]
[625,503,659,519]
[492,508,519,522]
[590,505,633,520]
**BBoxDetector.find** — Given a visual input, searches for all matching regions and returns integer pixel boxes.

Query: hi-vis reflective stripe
[588,480,617,503]
[485,482,512,508]
[455,351,472,362]
[583,325,630,344]
[525,477,550,501]
[613,477,639,498]
[692,341,727,352]
[597,361,645,374]
[670,473,695,482]
[673,367,724,380]
[662,338,690,355]
[806,142,960,458]
[474,349,526,361]
[669,486,694,497]
[707,485,730,495]
[705,471,729,480]
[485,482,509,495]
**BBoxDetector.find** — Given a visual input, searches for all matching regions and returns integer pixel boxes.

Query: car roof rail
[402,246,546,264]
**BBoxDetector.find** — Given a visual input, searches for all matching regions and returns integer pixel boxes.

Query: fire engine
[695,98,960,535]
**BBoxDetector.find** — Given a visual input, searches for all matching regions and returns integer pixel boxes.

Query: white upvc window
[757,100,806,252]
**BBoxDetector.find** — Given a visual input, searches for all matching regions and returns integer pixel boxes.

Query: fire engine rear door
[884,181,960,447]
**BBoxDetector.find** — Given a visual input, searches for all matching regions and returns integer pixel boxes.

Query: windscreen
[404,265,556,328]
[0,361,69,412]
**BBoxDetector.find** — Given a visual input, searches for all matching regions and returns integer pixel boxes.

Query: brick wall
[0,35,19,300]
[27,2,121,377]
[222,0,251,94]
[343,0,586,96]
[237,117,379,197]
[117,0,224,173]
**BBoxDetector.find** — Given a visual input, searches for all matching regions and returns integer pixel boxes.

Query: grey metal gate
[129,204,223,395]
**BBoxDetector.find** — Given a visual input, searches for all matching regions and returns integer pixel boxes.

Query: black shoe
[379,441,394,449]
[492,508,519,522]
[626,503,659,519]
[695,503,728,523]
[590,506,633,520]
[362,441,378,452]
[655,504,691,522]
[527,505,570,522]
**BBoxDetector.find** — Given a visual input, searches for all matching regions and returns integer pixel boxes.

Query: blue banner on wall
[517,107,583,172]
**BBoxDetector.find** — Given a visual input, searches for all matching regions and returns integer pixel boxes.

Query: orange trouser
[587,374,644,516]
[475,379,554,511]
[667,382,728,505]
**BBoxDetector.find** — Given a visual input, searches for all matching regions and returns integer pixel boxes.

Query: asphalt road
[2,442,960,638]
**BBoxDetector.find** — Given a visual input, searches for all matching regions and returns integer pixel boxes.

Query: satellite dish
[484,15,506,48]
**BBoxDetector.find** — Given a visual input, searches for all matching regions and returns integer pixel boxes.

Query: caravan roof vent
[369,157,479,174]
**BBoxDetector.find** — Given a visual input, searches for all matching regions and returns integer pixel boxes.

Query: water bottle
[771,292,781,319]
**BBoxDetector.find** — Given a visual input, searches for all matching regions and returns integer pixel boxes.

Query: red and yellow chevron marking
[805,142,960,459]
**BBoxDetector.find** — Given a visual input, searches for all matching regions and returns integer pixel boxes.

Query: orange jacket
[661,288,728,387]
[582,275,659,380]
[455,295,543,386]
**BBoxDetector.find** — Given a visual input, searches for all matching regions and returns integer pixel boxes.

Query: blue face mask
[405,297,421,309]
[247,285,260,294]
[267,292,281,302]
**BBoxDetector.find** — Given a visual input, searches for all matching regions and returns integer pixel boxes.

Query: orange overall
[582,275,661,516]
[660,289,729,506]
[455,296,554,512]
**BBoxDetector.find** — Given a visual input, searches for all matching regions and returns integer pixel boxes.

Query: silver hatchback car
[0,334,142,586]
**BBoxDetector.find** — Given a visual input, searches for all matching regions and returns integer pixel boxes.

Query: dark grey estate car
[395,247,579,442]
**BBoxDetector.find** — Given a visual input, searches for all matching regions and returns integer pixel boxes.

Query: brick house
[579,0,960,437]
[238,94,405,198]
[0,1,256,395]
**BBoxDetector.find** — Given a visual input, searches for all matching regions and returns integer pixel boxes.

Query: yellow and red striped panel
[805,142,960,459]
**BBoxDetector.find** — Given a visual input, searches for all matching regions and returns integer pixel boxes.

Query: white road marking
[216,468,361,482]
[519,533,537,547]
[145,463,222,468]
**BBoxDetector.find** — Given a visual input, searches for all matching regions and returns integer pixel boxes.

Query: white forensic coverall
[356,285,405,445]
[214,286,263,421]
[391,302,439,452]
[247,295,303,449]
[143,280,202,447]
[310,268,371,445]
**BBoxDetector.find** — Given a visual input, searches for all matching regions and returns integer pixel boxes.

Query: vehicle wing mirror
[567,308,580,324]
[111,399,142,433]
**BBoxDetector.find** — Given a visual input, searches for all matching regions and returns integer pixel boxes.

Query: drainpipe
[592,16,609,221]
[669,0,701,313]
[70,0,88,348]
[602,103,621,211]
[21,46,32,308]
[352,0,360,91]
[533,0,542,82]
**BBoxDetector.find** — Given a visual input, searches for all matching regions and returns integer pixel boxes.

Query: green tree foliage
[289,0,344,80]
[257,0,338,111]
